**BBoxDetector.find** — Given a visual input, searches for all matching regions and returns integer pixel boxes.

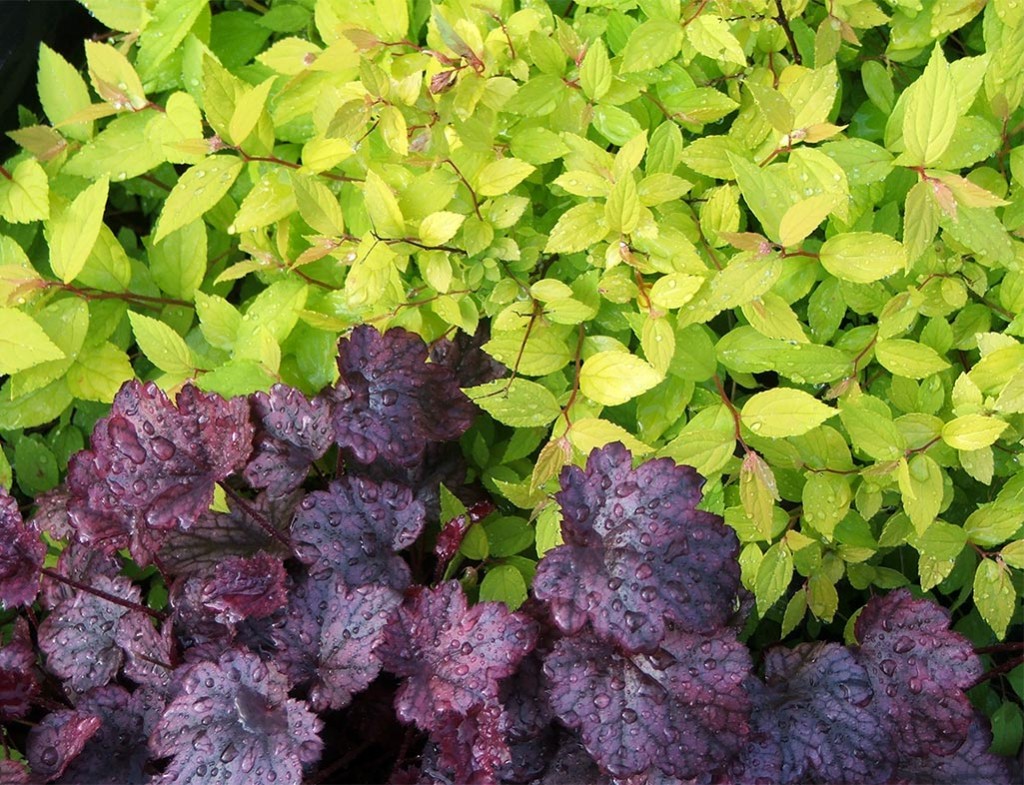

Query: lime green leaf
[740,451,779,541]
[580,351,662,406]
[136,0,207,80]
[778,194,833,248]
[605,174,641,235]
[484,516,534,558]
[544,202,606,254]
[1001,540,1024,570]
[49,176,110,283]
[579,39,612,101]
[741,388,836,438]
[0,159,49,223]
[127,311,195,376]
[839,395,906,460]
[902,45,958,167]
[621,19,683,73]
[874,339,950,379]
[898,454,944,535]
[419,212,465,246]
[195,292,241,351]
[37,43,93,142]
[807,574,839,622]
[149,220,207,300]
[460,524,489,560]
[903,180,939,263]
[687,15,746,66]
[0,379,73,431]
[196,360,275,397]
[641,316,675,375]
[802,471,852,539]
[228,77,275,145]
[756,542,793,614]
[477,158,535,198]
[0,308,65,374]
[819,232,906,283]
[84,40,147,110]
[66,342,133,403]
[293,175,345,236]
[942,414,1008,450]
[649,273,704,310]
[781,590,807,637]
[464,379,560,428]
[154,156,243,243]
[974,559,1016,638]
[232,172,296,233]
[80,0,148,31]
[570,417,653,457]
[64,112,165,180]
[535,503,564,556]
[363,170,405,237]
[479,564,528,610]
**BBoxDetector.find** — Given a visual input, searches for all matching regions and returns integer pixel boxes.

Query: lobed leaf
[0,486,45,608]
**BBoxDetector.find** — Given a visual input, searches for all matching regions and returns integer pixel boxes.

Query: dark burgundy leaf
[434,699,511,785]
[429,325,507,388]
[66,381,253,564]
[0,618,40,720]
[500,728,557,784]
[40,540,120,610]
[378,580,537,731]
[529,732,610,785]
[150,650,323,785]
[200,553,288,624]
[271,572,400,711]
[55,686,163,785]
[855,588,981,757]
[543,626,750,780]
[38,575,146,695]
[501,652,554,743]
[534,443,739,652]
[291,477,425,590]
[0,486,45,608]
[244,384,332,497]
[28,486,74,540]
[157,490,297,578]
[891,712,1015,785]
[327,326,476,468]
[0,760,32,784]
[118,613,174,692]
[26,709,101,782]
[731,643,892,785]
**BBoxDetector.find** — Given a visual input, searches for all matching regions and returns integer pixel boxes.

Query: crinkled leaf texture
[150,650,322,785]
[378,580,537,731]
[0,486,44,608]
[26,709,102,782]
[433,699,512,785]
[855,588,982,757]
[38,575,145,695]
[66,381,253,564]
[0,618,40,720]
[327,326,476,468]
[892,712,1015,785]
[118,613,174,692]
[291,476,425,590]
[52,686,163,785]
[272,572,401,711]
[40,540,120,610]
[200,553,288,624]
[244,384,332,497]
[543,626,750,780]
[730,643,891,785]
[534,443,739,652]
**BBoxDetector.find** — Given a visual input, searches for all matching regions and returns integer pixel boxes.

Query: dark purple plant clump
[0,326,1018,784]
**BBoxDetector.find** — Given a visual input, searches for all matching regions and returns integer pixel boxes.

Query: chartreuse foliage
[0,0,1023,764]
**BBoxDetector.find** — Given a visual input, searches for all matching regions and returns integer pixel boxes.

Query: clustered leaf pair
[0,327,1015,784]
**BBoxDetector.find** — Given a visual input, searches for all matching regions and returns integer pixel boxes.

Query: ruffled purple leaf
[531,732,610,785]
[118,613,174,692]
[291,477,425,590]
[0,618,40,720]
[434,700,512,785]
[28,486,74,540]
[39,540,120,610]
[731,643,892,785]
[150,650,323,785]
[157,490,296,578]
[271,572,400,711]
[855,588,981,757]
[327,326,476,468]
[0,486,45,608]
[378,581,537,731]
[534,443,739,652]
[0,760,32,784]
[53,686,163,785]
[543,626,750,780]
[429,325,507,388]
[501,652,555,743]
[244,385,332,497]
[38,575,146,695]
[200,553,288,625]
[26,709,101,782]
[891,712,1016,785]
[66,381,253,564]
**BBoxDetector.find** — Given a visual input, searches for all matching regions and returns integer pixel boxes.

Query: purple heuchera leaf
[533,732,610,785]
[428,325,507,388]
[38,575,146,695]
[244,384,332,497]
[327,326,476,468]
[26,709,101,782]
[0,486,45,608]
[200,553,288,625]
[157,490,296,578]
[40,540,120,610]
[543,626,750,780]
[434,700,512,785]
[378,580,537,731]
[118,614,174,692]
[291,477,425,590]
[855,588,981,757]
[150,650,323,785]
[0,760,31,784]
[0,619,40,720]
[534,443,739,652]
[731,643,892,785]
[271,572,400,711]
[891,712,1015,785]
[28,486,74,540]
[53,686,163,785]
[66,381,253,564]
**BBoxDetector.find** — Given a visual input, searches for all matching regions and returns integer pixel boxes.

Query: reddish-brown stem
[976,641,1024,655]
[46,281,192,310]
[773,0,802,65]
[443,159,483,220]
[0,165,12,181]
[713,373,751,454]
[969,655,1024,689]
[40,567,166,622]
[138,172,172,192]
[221,485,293,550]
[561,324,586,429]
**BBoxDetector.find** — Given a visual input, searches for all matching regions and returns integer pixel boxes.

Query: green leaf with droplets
[154,156,243,243]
